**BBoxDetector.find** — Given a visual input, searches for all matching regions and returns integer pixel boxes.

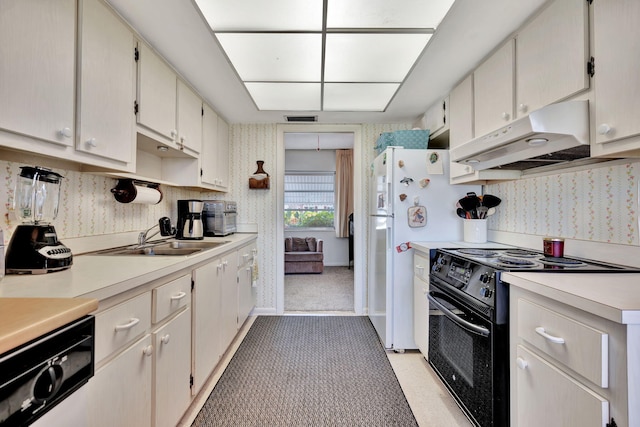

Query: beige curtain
[335,149,354,237]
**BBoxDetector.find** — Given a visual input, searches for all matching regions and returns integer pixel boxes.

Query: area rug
[285,266,354,311]
[192,316,418,426]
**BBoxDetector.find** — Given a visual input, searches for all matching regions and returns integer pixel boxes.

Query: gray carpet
[285,267,354,311]
[192,316,418,426]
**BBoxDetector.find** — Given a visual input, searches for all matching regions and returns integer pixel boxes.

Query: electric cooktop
[442,248,640,272]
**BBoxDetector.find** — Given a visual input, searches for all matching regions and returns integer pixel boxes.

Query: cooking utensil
[477,206,489,219]
[458,192,480,213]
[486,207,496,216]
[482,194,502,209]
[456,208,467,218]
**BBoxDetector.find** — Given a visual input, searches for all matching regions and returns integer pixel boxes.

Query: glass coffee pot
[5,166,73,274]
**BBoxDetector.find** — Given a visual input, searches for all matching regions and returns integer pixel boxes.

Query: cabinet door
[88,335,153,427]
[153,308,192,427]
[216,117,230,190]
[423,97,448,136]
[220,253,239,350]
[77,0,135,164]
[0,0,75,146]
[177,79,202,154]
[413,253,430,357]
[137,43,177,141]
[593,0,640,146]
[474,39,514,137]
[201,103,218,186]
[449,75,473,149]
[516,0,588,117]
[515,345,609,427]
[192,260,222,394]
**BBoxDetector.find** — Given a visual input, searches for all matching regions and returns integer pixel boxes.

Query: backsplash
[485,161,639,245]
[0,161,202,240]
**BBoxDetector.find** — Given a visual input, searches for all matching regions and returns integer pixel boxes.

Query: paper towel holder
[111,179,163,204]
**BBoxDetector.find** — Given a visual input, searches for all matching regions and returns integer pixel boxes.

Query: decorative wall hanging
[249,160,270,189]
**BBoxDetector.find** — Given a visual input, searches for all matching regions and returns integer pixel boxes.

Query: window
[284,171,335,228]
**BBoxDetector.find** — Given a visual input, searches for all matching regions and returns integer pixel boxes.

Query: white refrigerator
[368,147,481,350]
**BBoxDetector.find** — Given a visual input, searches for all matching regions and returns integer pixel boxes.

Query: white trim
[276,124,364,315]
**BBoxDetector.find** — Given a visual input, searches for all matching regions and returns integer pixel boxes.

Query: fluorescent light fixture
[245,82,321,111]
[194,0,454,112]
[324,83,400,111]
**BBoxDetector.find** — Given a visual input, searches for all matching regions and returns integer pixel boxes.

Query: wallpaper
[485,161,639,245]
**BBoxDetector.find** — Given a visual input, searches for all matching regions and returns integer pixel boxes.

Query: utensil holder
[463,219,487,243]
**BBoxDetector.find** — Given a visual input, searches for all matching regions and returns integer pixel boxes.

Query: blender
[5,166,73,274]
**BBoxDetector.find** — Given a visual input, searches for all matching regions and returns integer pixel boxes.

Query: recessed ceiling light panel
[327,0,455,29]
[216,33,322,82]
[323,83,399,111]
[245,82,321,110]
[196,0,323,31]
[324,34,431,82]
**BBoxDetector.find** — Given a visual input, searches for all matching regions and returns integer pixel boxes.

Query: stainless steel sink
[89,240,231,256]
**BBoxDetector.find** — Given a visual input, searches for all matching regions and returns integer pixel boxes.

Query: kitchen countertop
[503,272,640,325]
[0,233,257,301]
[411,240,515,252]
[0,297,98,355]
[0,233,257,354]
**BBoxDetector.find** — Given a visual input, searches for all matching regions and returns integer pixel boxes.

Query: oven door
[427,281,496,427]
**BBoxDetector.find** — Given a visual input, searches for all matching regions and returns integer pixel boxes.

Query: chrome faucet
[138,217,174,247]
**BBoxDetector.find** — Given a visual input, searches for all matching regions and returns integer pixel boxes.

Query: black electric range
[427,248,640,427]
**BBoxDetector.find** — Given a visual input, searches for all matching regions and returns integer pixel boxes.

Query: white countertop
[411,240,515,252]
[503,272,640,325]
[0,233,257,302]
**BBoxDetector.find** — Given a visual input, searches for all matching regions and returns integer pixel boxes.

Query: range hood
[451,100,592,173]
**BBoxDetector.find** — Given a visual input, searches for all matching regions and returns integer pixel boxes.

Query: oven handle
[427,292,490,337]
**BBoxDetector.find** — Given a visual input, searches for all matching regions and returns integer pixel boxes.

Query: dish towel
[251,256,259,288]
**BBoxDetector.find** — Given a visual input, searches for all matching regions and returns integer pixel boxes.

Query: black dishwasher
[0,315,95,426]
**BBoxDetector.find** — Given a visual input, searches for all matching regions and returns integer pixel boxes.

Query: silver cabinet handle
[115,317,140,331]
[535,327,565,344]
[170,291,187,301]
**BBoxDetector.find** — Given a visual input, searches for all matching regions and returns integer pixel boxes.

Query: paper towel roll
[130,184,162,204]
[112,180,163,204]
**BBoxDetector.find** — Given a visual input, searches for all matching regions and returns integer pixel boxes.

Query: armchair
[284,237,324,274]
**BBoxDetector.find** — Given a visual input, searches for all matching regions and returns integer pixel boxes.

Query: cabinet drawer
[95,292,151,363]
[515,345,609,427]
[152,274,191,323]
[517,298,608,387]
[237,242,257,267]
[413,252,430,283]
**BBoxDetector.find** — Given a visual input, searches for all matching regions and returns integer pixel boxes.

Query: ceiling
[105,0,548,124]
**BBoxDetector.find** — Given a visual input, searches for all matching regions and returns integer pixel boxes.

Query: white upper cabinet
[77,0,136,166]
[176,79,202,155]
[591,0,640,155]
[515,0,589,118]
[136,43,178,143]
[449,75,473,150]
[0,0,75,147]
[216,117,230,191]
[201,103,219,187]
[473,39,515,138]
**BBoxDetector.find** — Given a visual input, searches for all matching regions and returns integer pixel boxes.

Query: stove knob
[480,287,493,298]
[479,272,492,284]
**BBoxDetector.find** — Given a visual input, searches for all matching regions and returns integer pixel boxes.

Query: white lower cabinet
[153,307,191,427]
[192,260,222,395]
[412,251,430,357]
[515,345,609,427]
[219,253,239,351]
[237,242,257,328]
[88,334,153,427]
[510,287,631,427]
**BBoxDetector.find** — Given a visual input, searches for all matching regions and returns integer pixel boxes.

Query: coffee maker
[176,200,204,240]
[5,166,73,274]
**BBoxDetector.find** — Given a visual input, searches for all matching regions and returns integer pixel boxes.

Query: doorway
[276,124,364,315]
